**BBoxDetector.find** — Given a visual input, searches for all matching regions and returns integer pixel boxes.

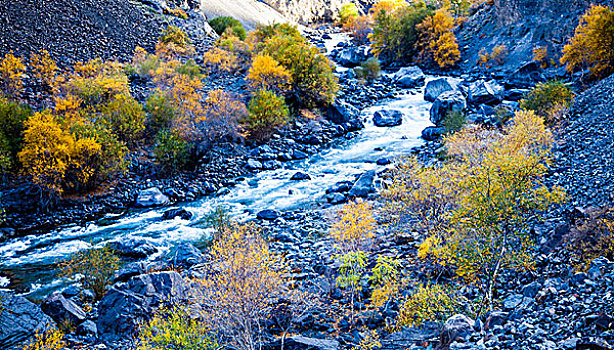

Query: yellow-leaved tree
[330,199,376,253]
[382,110,565,313]
[561,4,614,79]
[0,52,25,99]
[416,8,461,68]
[247,54,292,95]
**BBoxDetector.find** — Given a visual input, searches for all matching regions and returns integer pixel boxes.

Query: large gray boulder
[135,187,170,207]
[327,100,360,125]
[0,292,54,349]
[440,314,474,346]
[41,292,86,327]
[468,80,504,106]
[430,91,467,126]
[336,46,368,67]
[348,170,376,198]
[394,66,425,88]
[97,271,188,342]
[373,110,403,127]
[425,78,458,102]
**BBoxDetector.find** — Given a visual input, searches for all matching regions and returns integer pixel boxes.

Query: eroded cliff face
[262,0,376,24]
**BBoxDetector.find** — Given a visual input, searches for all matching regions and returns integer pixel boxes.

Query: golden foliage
[202,89,246,142]
[57,246,121,300]
[338,3,360,25]
[352,330,381,350]
[532,46,549,68]
[519,80,574,125]
[369,0,409,18]
[202,47,238,74]
[561,4,614,78]
[137,305,220,350]
[395,284,461,329]
[0,52,26,98]
[244,89,289,140]
[330,199,376,252]
[478,44,507,69]
[343,15,373,45]
[22,326,65,350]
[100,93,146,143]
[30,50,60,89]
[416,9,460,68]
[247,54,292,94]
[156,25,196,60]
[66,59,129,107]
[369,256,400,309]
[567,207,614,271]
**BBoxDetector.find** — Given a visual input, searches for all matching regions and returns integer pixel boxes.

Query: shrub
[154,129,191,170]
[343,15,372,45]
[130,46,162,79]
[519,80,574,125]
[22,326,65,350]
[137,305,220,350]
[66,59,129,107]
[244,89,289,140]
[354,57,381,82]
[532,46,549,68]
[101,93,146,143]
[194,224,290,350]
[202,47,239,74]
[155,74,206,140]
[164,7,188,19]
[336,250,367,322]
[566,207,614,271]
[0,97,31,171]
[561,4,614,79]
[383,110,565,313]
[395,284,462,329]
[330,199,376,253]
[339,3,360,25]
[0,52,25,98]
[57,246,121,300]
[209,16,247,40]
[201,89,246,142]
[146,91,178,133]
[260,35,338,108]
[369,256,400,310]
[156,25,195,60]
[175,59,202,79]
[30,50,59,89]
[247,54,292,94]
[247,23,303,50]
[442,109,466,134]
[416,9,460,68]
[370,1,431,62]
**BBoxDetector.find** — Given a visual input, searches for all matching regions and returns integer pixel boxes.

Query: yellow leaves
[369,0,409,18]
[247,54,292,95]
[100,93,146,143]
[532,46,549,68]
[244,89,289,140]
[561,4,614,78]
[395,283,461,329]
[201,89,246,141]
[478,44,508,69]
[202,47,238,73]
[156,25,195,60]
[0,52,26,98]
[57,246,121,300]
[330,199,376,252]
[343,15,373,45]
[22,326,65,350]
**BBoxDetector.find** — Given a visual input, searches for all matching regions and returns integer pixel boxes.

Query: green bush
[443,109,466,134]
[154,129,190,170]
[146,92,178,133]
[0,97,31,171]
[519,80,574,125]
[101,93,146,143]
[370,2,431,62]
[57,246,121,300]
[209,17,247,40]
[249,23,303,48]
[339,3,359,24]
[355,58,381,82]
[244,90,290,140]
[176,59,203,79]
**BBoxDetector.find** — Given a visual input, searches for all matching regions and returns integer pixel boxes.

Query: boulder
[468,80,503,106]
[425,78,458,102]
[162,208,192,221]
[0,292,54,349]
[291,172,312,181]
[430,91,467,126]
[76,320,97,339]
[257,209,280,220]
[422,126,445,141]
[440,314,474,346]
[326,193,347,205]
[326,181,353,194]
[376,157,391,165]
[373,110,403,127]
[97,271,188,342]
[336,46,368,67]
[246,158,263,170]
[394,66,425,88]
[348,170,376,198]
[107,239,157,259]
[327,100,360,124]
[292,150,308,160]
[485,311,507,330]
[265,335,339,350]
[165,242,204,269]
[41,292,86,327]
[135,187,170,207]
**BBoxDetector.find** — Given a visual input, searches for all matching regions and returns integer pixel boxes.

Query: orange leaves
[155,25,195,60]
[416,8,460,68]
[247,54,292,95]
[561,4,614,78]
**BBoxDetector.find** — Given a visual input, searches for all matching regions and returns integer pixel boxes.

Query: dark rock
[576,339,612,350]
[337,46,368,67]
[107,239,157,259]
[162,208,192,221]
[348,170,375,198]
[440,314,474,346]
[430,91,467,125]
[165,243,204,269]
[394,66,425,88]
[373,110,403,127]
[485,311,507,330]
[595,314,614,331]
[327,100,360,125]
[135,187,170,207]
[76,320,97,338]
[502,294,532,311]
[97,271,188,342]
[422,126,445,141]
[291,172,312,181]
[468,80,503,106]
[327,181,353,194]
[257,209,280,220]
[41,292,86,327]
[505,88,530,101]
[0,292,54,349]
[326,193,347,204]
[376,158,391,165]
[292,150,309,160]
[425,78,458,102]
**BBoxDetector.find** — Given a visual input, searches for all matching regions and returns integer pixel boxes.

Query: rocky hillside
[198,0,290,30]
[261,0,376,24]
[457,0,613,84]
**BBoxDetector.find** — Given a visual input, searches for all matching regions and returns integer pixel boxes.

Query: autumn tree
[100,93,146,143]
[330,199,376,253]
[0,52,25,99]
[244,89,289,140]
[247,54,292,95]
[383,110,565,313]
[30,50,60,90]
[416,9,461,68]
[0,97,31,172]
[156,25,196,60]
[202,47,239,74]
[57,246,121,300]
[519,80,574,125]
[338,3,360,25]
[561,4,614,79]
[201,89,247,142]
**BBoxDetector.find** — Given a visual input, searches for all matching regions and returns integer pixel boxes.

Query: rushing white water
[0,33,434,298]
